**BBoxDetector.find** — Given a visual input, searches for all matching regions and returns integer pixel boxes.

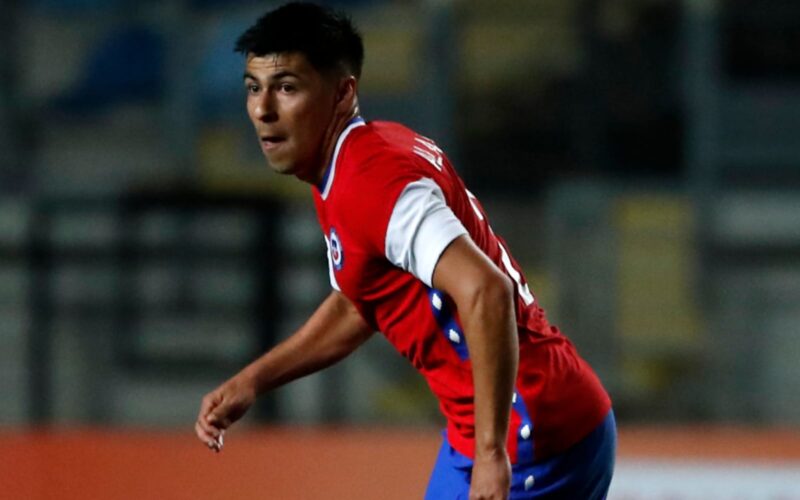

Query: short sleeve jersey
[312,118,611,463]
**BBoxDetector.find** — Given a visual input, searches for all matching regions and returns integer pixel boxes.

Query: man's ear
[335,76,358,111]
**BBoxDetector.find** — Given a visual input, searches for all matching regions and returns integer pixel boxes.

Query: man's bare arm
[432,235,518,499]
[195,290,373,450]
[240,290,372,393]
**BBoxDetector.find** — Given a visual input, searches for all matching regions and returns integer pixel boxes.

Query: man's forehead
[245,52,313,77]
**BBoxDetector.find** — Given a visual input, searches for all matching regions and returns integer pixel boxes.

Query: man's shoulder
[344,120,421,164]
[361,119,419,142]
[329,121,432,213]
[330,121,427,194]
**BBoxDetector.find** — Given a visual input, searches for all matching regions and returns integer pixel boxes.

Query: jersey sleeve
[384,177,467,287]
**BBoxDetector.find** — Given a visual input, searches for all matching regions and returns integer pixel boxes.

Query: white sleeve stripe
[385,178,468,287]
[324,235,341,291]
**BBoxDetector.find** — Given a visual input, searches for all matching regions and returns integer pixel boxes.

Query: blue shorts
[425,411,616,500]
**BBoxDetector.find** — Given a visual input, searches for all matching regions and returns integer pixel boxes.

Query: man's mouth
[260,136,286,151]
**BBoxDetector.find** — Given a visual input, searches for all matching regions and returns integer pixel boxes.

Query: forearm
[432,236,520,458]
[238,291,372,395]
[461,277,519,456]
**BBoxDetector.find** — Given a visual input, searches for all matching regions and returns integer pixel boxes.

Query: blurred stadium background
[1,0,799,498]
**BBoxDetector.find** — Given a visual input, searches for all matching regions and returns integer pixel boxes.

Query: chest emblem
[329,227,344,271]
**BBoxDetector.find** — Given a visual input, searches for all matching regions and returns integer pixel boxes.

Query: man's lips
[260,136,286,151]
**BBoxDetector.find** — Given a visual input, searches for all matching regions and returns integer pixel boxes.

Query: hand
[469,449,512,500]
[194,374,257,453]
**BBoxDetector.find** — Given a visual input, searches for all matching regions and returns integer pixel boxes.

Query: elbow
[458,269,518,352]
[467,268,515,314]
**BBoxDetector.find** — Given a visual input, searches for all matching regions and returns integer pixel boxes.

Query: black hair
[235,2,364,78]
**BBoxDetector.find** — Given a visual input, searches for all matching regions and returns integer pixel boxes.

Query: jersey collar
[318,116,366,199]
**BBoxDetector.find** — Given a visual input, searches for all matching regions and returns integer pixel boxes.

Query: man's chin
[265,158,295,175]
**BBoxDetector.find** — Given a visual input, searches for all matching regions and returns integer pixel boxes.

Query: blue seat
[53,24,164,113]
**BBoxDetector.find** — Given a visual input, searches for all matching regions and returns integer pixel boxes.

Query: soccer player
[194,3,615,499]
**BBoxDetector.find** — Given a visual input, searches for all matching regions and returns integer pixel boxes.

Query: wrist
[235,367,261,396]
[474,428,508,457]
[474,443,508,461]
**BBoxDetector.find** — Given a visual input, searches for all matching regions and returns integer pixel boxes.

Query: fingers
[196,413,221,438]
[195,421,217,450]
[195,413,222,439]
[206,412,233,430]
[196,391,227,452]
[209,429,225,453]
[199,391,237,430]
[196,379,253,453]
[199,411,225,435]
[195,419,226,451]
[198,393,219,423]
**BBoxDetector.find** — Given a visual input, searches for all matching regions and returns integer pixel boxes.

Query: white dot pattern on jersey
[524,475,535,491]
[448,329,461,344]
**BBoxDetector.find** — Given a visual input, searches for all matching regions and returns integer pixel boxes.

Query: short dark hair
[235,2,364,78]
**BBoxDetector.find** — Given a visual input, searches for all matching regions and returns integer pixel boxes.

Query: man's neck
[305,104,360,186]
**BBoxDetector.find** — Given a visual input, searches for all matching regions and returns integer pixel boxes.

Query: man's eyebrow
[243,70,300,82]
[270,70,300,80]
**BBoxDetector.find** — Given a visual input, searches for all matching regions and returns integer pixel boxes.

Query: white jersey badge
[329,227,344,271]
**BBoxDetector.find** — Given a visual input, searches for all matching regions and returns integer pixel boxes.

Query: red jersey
[312,118,610,463]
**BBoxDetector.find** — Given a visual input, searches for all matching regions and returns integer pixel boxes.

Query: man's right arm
[195,290,373,451]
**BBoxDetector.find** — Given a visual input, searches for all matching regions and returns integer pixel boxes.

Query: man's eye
[247,84,260,94]
[279,83,295,92]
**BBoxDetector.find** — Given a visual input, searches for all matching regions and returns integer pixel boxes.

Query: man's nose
[254,92,277,122]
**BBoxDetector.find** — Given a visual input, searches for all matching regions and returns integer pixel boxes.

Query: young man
[194,3,615,499]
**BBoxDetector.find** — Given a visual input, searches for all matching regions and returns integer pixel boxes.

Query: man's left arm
[432,235,519,500]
